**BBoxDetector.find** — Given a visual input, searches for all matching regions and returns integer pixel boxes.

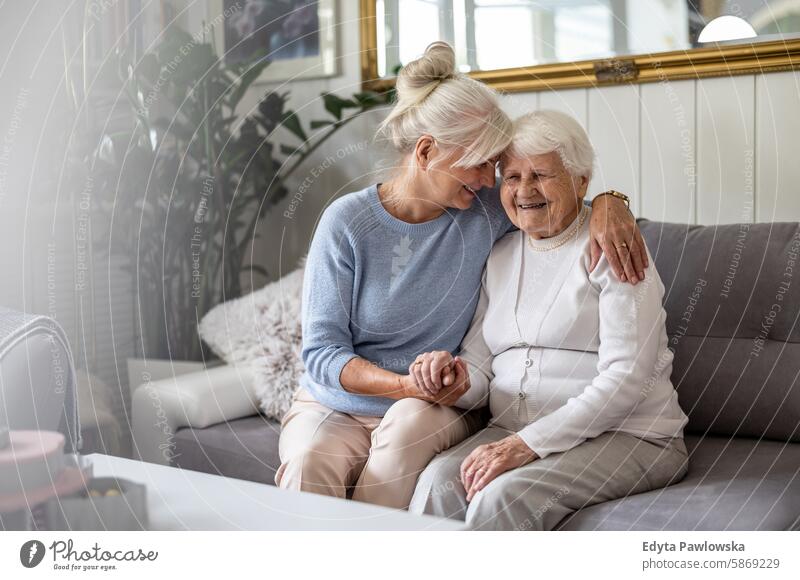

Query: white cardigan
[456,206,688,459]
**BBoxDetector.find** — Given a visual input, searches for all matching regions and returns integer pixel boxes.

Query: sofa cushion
[555,434,800,530]
[171,415,281,486]
[639,219,800,441]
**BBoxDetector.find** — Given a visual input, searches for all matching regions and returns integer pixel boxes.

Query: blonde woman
[409,111,689,529]
[275,43,646,509]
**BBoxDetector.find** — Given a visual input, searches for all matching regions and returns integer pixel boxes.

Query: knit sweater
[299,183,512,416]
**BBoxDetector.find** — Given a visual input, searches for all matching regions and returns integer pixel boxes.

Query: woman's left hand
[460,435,539,502]
[588,193,648,284]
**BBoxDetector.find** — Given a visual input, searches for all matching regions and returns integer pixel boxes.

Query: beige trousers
[274,387,483,509]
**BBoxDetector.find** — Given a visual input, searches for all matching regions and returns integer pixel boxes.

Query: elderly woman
[276,43,647,510]
[408,110,690,530]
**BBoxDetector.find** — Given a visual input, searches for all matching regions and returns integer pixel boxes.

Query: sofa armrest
[131,363,259,465]
[1,333,67,435]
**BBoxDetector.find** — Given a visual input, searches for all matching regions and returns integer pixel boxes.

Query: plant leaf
[322,93,358,120]
[352,91,386,109]
[310,120,334,129]
[280,143,300,157]
[227,51,270,109]
[281,111,307,144]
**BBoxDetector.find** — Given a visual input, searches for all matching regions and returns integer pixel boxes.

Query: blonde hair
[377,42,512,168]
[504,110,595,180]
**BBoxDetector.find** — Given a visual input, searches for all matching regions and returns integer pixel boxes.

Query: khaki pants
[275,387,484,509]
[409,427,689,530]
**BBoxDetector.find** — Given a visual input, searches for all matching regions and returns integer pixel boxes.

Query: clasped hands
[401,350,539,501]
[401,350,470,406]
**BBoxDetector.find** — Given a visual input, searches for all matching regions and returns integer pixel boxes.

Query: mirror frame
[359,0,800,93]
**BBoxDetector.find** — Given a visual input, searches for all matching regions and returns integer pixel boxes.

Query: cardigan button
[524,358,532,368]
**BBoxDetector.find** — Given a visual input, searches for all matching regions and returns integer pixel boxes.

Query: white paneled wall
[540,88,588,126]
[755,72,800,222]
[501,91,540,118]
[696,75,755,225]
[588,85,642,214]
[499,71,800,225]
[257,69,800,274]
[640,80,696,224]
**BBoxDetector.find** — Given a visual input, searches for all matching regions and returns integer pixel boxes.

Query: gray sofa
[132,219,800,530]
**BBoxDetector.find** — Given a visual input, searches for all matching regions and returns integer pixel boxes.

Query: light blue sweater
[300,182,513,416]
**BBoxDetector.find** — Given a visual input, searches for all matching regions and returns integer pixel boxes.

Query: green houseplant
[88,26,393,361]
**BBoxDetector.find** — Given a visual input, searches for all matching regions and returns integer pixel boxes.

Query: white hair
[504,110,595,180]
[377,41,512,168]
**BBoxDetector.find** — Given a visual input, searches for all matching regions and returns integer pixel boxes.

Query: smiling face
[499,150,589,239]
[420,140,499,211]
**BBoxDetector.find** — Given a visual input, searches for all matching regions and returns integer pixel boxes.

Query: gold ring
[414,361,423,366]
[615,243,628,249]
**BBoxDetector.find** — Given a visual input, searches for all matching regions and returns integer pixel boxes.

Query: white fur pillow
[198,264,305,421]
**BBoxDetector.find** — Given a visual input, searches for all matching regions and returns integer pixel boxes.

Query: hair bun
[376,39,511,165]
[397,41,457,93]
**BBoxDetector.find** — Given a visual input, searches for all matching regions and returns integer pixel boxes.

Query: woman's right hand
[401,356,470,405]
[409,350,457,396]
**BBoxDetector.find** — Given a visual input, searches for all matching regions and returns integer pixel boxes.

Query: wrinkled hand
[589,194,648,284]
[402,355,470,406]
[408,350,457,397]
[460,435,539,502]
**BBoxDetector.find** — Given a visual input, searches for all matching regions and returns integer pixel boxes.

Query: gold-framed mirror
[360,0,800,92]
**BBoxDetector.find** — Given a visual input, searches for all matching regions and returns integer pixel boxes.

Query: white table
[86,454,465,531]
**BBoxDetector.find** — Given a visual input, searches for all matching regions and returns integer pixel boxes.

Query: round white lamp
[698,15,757,43]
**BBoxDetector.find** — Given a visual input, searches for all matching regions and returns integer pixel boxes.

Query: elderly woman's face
[499,151,588,239]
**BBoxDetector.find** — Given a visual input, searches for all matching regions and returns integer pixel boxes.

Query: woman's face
[499,151,588,239]
[422,144,499,211]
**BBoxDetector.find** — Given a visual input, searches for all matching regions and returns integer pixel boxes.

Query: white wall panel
[540,88,588,126]
[587,84,641,213]
[755,71,800,222]
[640,80,696,224]
[500,91,539,118]
[696,75,756,225]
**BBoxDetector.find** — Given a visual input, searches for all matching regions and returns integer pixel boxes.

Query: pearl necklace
[526,205,588,252]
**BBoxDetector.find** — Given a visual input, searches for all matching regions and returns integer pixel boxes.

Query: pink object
[0,430,90,512]
[0,430,63,463]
